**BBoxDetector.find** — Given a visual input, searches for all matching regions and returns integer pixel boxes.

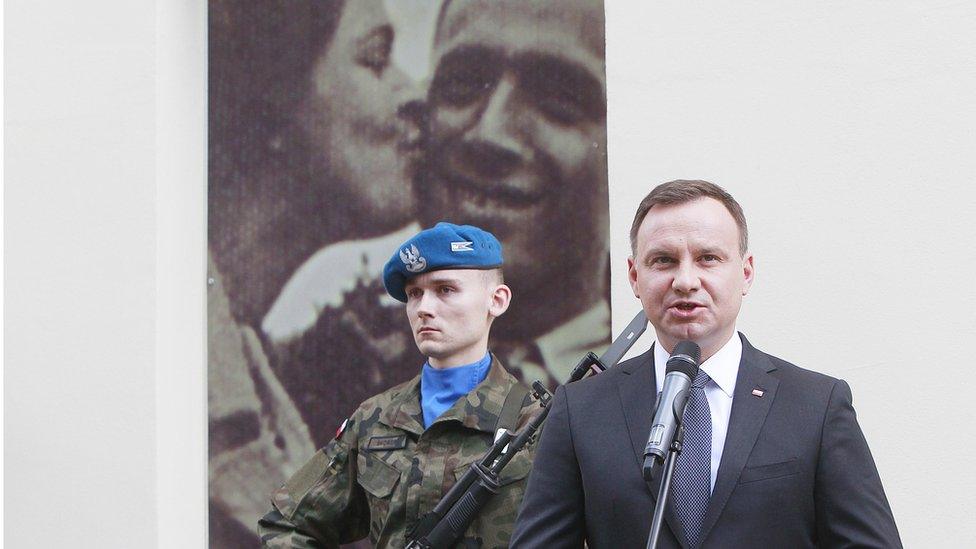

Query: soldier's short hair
[483,268,504,286]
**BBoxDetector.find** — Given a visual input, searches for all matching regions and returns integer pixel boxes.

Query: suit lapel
[698,334,779,544]
[617,344,691,548]
[618,345,656,467]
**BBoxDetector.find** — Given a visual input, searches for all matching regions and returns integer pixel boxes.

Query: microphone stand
[646,424,685,549]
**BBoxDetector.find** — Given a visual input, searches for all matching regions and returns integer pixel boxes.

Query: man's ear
[628,256,640,298]
[741,253,755,295]
[488,284,512,319]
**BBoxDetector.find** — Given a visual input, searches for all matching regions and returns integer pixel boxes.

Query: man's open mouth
[435,167,547,210]
[670,302,703,312]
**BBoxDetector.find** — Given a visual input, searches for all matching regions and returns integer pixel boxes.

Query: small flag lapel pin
[751,388,765,398]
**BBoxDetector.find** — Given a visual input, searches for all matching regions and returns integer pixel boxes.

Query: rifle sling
[495,382,530,433]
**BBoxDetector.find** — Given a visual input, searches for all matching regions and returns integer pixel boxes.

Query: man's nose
[414,292,436,318]
[672,262,702,294]
[459,76,528,179]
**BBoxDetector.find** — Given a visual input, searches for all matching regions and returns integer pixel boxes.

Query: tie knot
[693,370,711,388]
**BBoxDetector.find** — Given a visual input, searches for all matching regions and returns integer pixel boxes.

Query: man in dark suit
[511,180,901,548]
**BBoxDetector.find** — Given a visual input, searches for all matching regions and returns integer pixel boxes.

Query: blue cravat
[671,370,712,547]
[420,352,492,428]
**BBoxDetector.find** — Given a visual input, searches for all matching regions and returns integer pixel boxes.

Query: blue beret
[383,222,504,302]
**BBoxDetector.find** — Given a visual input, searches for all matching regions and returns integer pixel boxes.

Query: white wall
[5,0,163,545]
[4,0,206,546]
[606,2,976,547]
[4,0,974,546]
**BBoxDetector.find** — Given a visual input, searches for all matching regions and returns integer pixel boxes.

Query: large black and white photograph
[9,0,976,547]
[207,0,610,545]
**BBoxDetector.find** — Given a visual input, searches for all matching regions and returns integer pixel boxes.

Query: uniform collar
[420,352,492,428]
[431,354,517,434]
[653,331,742,397]
[378,354,518,436]
[379,377,425,436]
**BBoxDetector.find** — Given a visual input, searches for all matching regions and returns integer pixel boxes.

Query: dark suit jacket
[511,334,901,548]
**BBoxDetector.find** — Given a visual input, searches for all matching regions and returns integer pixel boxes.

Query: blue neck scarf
[420,352,492,429]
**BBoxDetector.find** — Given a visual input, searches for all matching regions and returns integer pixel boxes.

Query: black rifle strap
[496,382,530,433]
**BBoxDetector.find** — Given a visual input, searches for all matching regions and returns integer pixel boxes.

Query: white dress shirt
[654,331,742,492]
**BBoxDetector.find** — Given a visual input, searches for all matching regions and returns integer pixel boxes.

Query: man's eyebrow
[512,51,606,121]
[432,276,463,284]
[429,44,506,103]
[639,248,673,264]
[416,276,464,287]
[431,44,503,79]
[643,247,674,258]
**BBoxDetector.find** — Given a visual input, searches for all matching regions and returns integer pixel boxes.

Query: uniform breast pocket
[450,452,532,486]
[452,453,533,548]
[357,451,402,533]
[738,458,799,484]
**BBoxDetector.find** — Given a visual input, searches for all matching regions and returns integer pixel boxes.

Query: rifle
[404,311,649,549]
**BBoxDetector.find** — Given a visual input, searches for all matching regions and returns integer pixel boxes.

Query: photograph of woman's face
[298,0,420,230]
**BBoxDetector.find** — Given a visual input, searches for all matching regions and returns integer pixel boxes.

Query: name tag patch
[367,435,407,451]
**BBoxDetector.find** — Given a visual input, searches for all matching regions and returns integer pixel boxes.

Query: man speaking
[511,180,901,548]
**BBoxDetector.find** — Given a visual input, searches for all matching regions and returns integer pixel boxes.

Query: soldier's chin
[415,340,444,359]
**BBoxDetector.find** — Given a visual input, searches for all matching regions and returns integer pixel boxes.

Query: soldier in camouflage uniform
[259,223,540,548]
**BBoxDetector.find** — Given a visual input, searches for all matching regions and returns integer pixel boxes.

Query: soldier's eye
[430,46,503,108]
[355,25,393,76]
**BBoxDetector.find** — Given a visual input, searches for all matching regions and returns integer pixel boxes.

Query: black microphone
[642,341,701,482]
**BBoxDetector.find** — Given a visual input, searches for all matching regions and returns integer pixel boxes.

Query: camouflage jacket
[259,356,540,548]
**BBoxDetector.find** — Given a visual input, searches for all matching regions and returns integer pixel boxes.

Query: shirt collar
[653,331,742,397]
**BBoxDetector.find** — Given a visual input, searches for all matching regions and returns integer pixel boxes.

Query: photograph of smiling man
[511,181,900,548]
[207,0,610,546]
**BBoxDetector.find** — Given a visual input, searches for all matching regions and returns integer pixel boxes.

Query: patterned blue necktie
[671,370,712,547]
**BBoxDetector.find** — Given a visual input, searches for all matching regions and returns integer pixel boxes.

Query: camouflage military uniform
[259,356,539,548]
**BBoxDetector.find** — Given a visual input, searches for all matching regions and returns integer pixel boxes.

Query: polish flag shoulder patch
[335,418,350,440]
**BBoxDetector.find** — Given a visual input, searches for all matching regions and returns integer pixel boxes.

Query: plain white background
[5,0,975,546]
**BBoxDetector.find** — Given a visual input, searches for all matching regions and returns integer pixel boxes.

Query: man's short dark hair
[630,180,748,255]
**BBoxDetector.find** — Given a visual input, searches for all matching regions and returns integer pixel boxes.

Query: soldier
[259,222,539,548]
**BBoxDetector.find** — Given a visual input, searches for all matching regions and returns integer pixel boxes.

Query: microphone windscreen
[673,341,701,364]
[665,341,701,378]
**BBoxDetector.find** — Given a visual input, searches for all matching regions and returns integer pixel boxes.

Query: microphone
[642,341,701,482]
